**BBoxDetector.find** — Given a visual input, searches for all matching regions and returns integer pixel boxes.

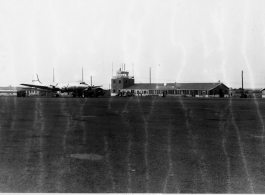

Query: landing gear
[72,91,84,98]
[52,92,60,97]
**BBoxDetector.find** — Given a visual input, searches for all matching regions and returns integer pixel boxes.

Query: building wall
[208,84,229,97]
[0,92,17,96]
[262,90,265,98]
[119,84,230,97]
[111,77,134,95]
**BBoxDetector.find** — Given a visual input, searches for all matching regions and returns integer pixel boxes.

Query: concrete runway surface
[0,96,265,193]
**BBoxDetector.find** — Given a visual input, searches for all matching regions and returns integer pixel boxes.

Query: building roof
[0,87,21,93]
[123,83,164,90]
[0,87,20,90]
[174,83,228,90]
[123,82,229,90]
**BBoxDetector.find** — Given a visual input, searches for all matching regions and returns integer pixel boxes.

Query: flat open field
[0,96,265,193]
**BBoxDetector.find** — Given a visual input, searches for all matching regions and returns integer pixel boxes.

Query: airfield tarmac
[0,96,265,193]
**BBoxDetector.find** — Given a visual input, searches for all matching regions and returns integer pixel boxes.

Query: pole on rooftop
[242,70,243,95]
[150,67,151,84]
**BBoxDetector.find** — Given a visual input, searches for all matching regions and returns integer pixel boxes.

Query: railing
[112,76,134,79]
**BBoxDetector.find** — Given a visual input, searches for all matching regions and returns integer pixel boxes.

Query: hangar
[111,69,229,97]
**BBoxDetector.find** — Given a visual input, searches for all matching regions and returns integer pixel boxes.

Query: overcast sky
[0,0,265,89]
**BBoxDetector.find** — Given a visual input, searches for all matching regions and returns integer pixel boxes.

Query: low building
[111,70,229,97]
[120,82,229,97]
[0,87,20,96]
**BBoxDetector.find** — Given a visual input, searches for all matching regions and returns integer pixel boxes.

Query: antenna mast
[150,67,151,83]
[132,63,134,77]
[242,70,244,95]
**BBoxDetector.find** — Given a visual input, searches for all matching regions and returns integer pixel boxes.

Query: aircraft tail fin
[32,74,42,84]
[36,74,42,84]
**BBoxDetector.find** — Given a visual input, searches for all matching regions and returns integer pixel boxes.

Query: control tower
[111,68,134,96]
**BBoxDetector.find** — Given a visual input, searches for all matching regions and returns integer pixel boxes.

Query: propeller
[61,84,69,92]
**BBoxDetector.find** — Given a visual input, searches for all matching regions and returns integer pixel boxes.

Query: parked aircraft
[20,74,104,97]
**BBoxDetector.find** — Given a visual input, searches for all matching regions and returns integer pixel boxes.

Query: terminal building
[111,69,230,97]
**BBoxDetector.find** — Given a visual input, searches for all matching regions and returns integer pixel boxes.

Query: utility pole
[132,63,134,77]
[242,70,243,95]
[150,67,151,84]
[241,70,246,98]
[91,76,92,86]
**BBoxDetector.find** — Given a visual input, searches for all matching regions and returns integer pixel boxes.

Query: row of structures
[111,70,230,97]
[0,87,55,97]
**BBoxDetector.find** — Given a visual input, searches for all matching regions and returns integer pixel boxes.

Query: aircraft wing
[91,85,102,89]
[20,83,54,91]
[83,86,102,91]
[21,87,55,92]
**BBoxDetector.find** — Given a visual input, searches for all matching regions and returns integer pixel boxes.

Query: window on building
[113,89,116,93]
[168,90,174,94]
[125,80,127,84]
[119,80,121,84]
[149,90,154,94]
[113,80,115,84]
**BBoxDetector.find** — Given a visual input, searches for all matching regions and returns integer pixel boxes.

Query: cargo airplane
[20,74,104,97]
